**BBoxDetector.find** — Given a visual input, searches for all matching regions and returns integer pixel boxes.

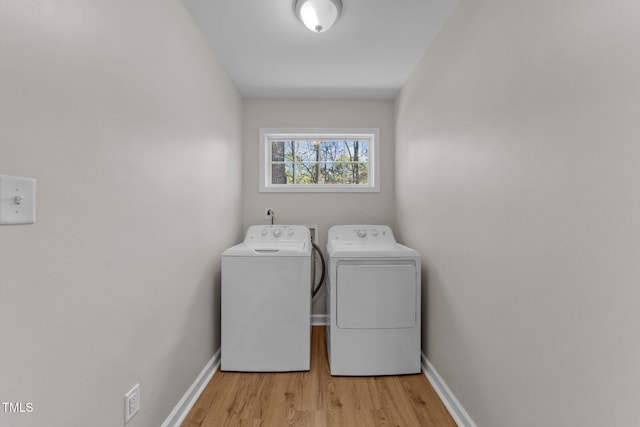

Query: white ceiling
[182,0,458,99]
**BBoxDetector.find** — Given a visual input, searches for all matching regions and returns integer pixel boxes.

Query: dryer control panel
[328,225,395,243]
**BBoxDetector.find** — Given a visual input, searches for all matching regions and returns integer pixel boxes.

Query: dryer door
[336,262,417,329]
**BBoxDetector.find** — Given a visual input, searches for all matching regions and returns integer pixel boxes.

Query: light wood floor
[182,326,456,427]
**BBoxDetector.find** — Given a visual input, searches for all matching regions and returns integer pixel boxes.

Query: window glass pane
[320,140,341,163]
[285,163,294,183]
[344,141,355,161]
[358,141,369,162]
[357,163,369,184]
[286,141,295,161]
[296,140,317,162]
[294,162,313,184]
[344,162,355,184]
[330,162,348,184]
[319,162,335,184]
[337,161,368,185]
[343,140,369,162]
[271,162,287,184]
[272,140,298,162]
[271,140,286,162]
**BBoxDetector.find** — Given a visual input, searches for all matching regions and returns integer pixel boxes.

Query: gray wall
[395,0,640,426]
[242,99,396,314]
[0,1,243,426]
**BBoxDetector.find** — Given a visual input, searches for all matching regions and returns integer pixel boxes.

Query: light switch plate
[0,175,36,225]
[124,383,140,424]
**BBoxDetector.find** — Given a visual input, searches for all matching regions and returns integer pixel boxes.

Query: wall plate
[124,383,140,423]
[0,176,36,225]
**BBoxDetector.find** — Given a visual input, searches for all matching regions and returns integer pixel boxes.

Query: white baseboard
[311,314,328,325]
[161,349,221,427]
[421,353,477,427]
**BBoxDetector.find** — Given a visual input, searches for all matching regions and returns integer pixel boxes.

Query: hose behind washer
[311,241,326,298]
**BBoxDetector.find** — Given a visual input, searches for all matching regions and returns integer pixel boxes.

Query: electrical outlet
[124,383,140,424]
[264,208,274,221]
[306,225,318,243]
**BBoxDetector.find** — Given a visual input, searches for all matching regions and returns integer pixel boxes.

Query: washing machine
[326,225,421,376]
[221,225,311,372]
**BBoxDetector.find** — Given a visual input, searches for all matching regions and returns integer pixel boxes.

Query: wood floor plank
[181,326,456,427]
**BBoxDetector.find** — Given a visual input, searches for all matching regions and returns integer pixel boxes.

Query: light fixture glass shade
[295,0,342,33]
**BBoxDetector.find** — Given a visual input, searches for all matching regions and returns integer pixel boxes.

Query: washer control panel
[246,225,310,242]
[328,225,395,243]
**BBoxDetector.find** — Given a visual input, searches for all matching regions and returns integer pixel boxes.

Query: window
[259,128,380,192]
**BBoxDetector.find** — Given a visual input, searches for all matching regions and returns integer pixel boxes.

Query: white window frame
[259,128,380,193]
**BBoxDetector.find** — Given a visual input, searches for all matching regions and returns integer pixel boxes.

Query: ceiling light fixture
[295,0,342,33]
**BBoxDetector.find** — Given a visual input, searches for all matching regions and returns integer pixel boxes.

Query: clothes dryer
[326,225,421,375]
[222,225,311,372]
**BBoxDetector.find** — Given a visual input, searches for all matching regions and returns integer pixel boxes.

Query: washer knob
[357,229,367,238]
[287,229,294,236]
[273,228,282,237]
[372,229,379,236]
[261,229,268,236]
